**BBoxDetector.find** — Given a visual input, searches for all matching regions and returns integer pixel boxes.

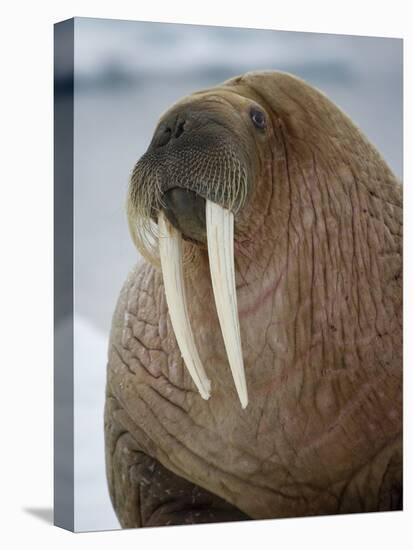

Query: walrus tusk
[206,200,248,409]
[158,212,211,399]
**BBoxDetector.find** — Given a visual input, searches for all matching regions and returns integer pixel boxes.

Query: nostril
[154,117,186,148]
[174,120,185,139]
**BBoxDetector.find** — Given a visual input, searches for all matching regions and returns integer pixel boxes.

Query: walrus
[104,70,402,527]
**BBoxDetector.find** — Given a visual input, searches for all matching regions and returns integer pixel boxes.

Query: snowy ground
[64,18,403,532]
[73,316,120,531]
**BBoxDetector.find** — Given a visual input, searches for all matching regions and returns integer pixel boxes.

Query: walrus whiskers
[127,144,248,268]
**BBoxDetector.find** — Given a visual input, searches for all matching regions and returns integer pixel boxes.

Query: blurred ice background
[56,17,402,531]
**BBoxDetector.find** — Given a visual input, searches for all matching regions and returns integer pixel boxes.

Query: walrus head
[127,74,280,408]
[126,70,400,410]
[127,78,274,254]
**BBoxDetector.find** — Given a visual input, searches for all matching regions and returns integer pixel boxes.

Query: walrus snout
[134,107,250,224]
[162,188,207,244]
[127,94,257,269]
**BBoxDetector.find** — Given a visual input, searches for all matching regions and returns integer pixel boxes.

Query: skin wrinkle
[114,330,267,473]
[335,435,401,513]
[116,365,299,507]
[105,71,402,524]
[111,335,309,515]
[110,426,247,527]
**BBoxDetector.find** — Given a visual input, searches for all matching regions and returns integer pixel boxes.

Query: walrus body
[104,71,402,527]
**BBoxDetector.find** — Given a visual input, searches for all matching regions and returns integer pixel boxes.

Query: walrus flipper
[104,394,249,528]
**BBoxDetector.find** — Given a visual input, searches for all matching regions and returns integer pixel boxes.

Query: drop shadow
[24,507,54,524]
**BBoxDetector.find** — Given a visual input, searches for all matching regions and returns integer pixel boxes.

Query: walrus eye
[250,108,266,130]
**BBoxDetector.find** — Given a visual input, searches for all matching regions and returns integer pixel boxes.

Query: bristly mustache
[127,144,248,267]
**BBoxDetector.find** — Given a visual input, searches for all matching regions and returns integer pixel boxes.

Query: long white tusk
[206,200,248,408]
[158,212,211,400]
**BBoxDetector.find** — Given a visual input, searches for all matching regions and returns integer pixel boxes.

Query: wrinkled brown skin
[105,71,402,528]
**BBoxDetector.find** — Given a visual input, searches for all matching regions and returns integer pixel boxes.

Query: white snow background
[73,316,120,531]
